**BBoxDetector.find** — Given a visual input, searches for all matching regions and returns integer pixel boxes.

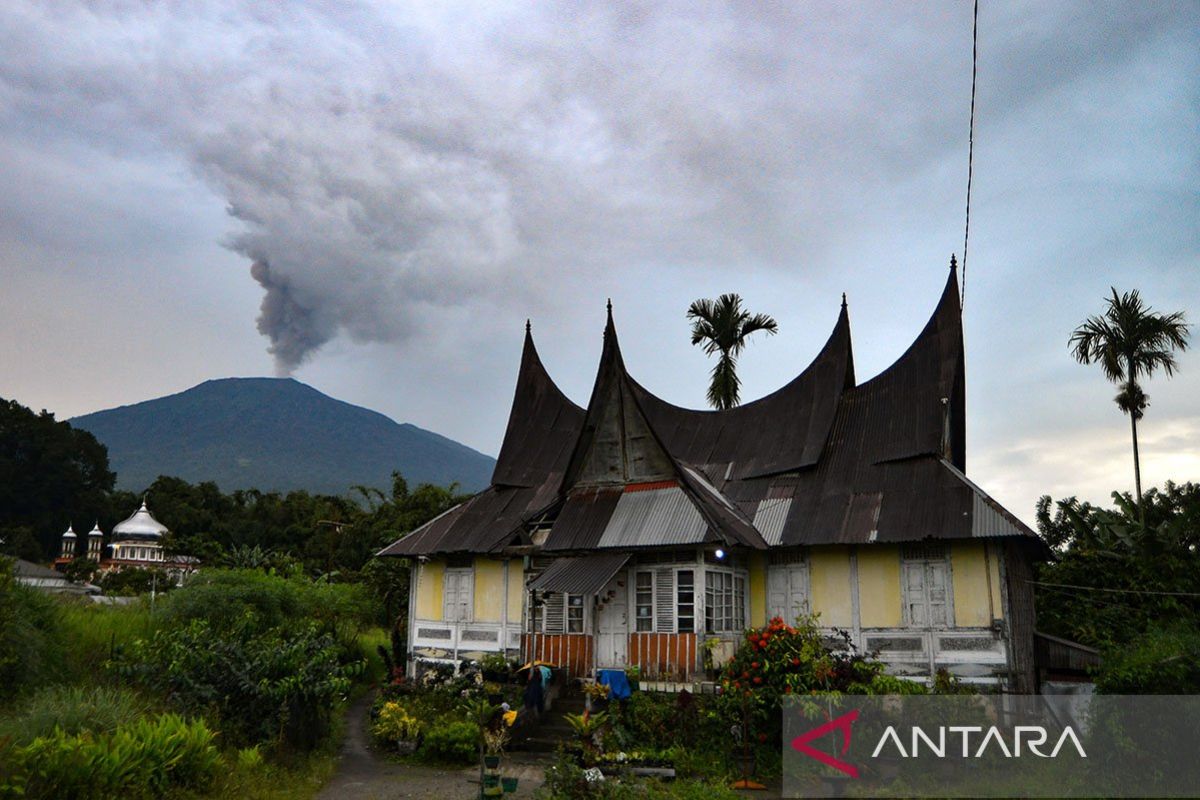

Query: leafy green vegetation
[0,561,384,799]
[1035,482,1200,691]
[2,713,220,800]
[0,686,152,745]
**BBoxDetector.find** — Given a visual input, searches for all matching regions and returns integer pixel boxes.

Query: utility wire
[961,0,979,308]
[1027,579,1200,599]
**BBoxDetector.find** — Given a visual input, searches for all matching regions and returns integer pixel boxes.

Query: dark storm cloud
[2,1,1187,370]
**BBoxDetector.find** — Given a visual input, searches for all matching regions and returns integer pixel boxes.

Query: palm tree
[687,294,778,410]
[1069,288,1190,512]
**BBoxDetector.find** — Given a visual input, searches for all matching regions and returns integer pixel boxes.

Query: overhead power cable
[1027,579,1200,599]
[961,0,979,308]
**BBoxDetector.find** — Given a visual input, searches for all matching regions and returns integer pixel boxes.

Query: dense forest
[0,396,465,575]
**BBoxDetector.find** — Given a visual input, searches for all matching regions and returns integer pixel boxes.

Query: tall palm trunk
[1130,411,1143,512]
[1128,357,1145,525]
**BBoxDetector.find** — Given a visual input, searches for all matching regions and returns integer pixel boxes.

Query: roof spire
[525,318,531,334]
[949,253,958,272]
[841,292,847,309]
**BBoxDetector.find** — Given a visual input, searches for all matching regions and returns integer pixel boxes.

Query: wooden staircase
[512,689,587,753]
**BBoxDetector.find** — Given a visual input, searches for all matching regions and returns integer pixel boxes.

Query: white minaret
[87,522,104,560]
[60,525,77,559]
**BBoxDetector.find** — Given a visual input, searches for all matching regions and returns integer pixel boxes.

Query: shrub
[159,568,372,637]
[0,685,151,745]
[711,615,924,767]
[1095,625,1200,693]
[114,616,361,750]
[371,701,423,743]
[419,721,479,763]
[6,713,219,800]
[0,559,63,698]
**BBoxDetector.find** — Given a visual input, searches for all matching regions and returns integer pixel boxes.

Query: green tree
[686,294,778,410]
[1035,482,1200,648]
[0,398,115,559]
[1069,289,1189,512]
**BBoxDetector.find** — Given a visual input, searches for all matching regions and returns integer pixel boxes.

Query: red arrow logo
[790,709,860,778]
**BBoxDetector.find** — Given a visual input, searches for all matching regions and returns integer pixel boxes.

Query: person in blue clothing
[523,665,545,714]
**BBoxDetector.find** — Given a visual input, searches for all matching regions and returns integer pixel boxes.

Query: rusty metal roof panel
[378,484,551,556]
[527,552,631,595]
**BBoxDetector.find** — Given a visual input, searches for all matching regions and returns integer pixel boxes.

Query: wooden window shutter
[544,593,565,634]
[655,568,675,633]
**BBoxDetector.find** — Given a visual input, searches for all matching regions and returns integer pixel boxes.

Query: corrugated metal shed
[527,552,631,595]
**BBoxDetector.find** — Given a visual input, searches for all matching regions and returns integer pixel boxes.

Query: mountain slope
[70,378,495,495]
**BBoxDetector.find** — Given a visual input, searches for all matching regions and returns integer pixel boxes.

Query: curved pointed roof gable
[826,262,965,469]
[628,300,855,479]
[491,324,587,488]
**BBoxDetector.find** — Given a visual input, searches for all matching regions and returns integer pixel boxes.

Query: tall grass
[0,685,154,745]
[355,627,391,685]
[54,597,159,680]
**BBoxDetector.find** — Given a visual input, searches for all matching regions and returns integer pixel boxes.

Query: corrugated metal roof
[540,487,622,551]
[379,264,1047,558]
[527,552,631,595]
[598,485,710,548]
[752,498,792,546]
[492,328,586,488]
[630,302,854,480]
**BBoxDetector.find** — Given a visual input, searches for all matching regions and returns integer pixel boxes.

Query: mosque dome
[62,525,77,539]
[111,500,168,542]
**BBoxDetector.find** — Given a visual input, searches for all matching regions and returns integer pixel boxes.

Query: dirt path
[316,695,547,800]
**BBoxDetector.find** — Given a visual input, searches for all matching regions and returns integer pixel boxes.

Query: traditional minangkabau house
[378,263,1049,692]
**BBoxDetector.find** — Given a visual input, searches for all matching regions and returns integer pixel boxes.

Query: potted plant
[370,701,422,754]
[564,711,608,768]
[480,652,510,683]
[483,727,509,769]
[625,664,641,691]
[582,681,610,711]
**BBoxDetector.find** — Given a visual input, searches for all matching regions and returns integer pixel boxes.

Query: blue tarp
[597,668,633,700]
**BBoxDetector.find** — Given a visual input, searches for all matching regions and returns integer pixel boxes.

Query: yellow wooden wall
[951,540,996,627]
[473,558,506,622]
[415,559,444,620]
[809,547,853,627]
[748,553,767,626]
[857,545,902,627]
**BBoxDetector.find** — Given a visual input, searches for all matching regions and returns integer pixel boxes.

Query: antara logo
[791,710,1087,778]
[790,709,861,778]
[871,725,1087,759]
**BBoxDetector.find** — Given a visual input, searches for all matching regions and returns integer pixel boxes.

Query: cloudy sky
[1,1,1196,522]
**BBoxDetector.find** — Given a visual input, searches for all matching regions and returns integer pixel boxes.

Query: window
[705,571,746,633]
[635,571,653,632]
[676,570,695,633]
[567,594,585,633]
[443,568,473,622]
[901,544,950,628]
